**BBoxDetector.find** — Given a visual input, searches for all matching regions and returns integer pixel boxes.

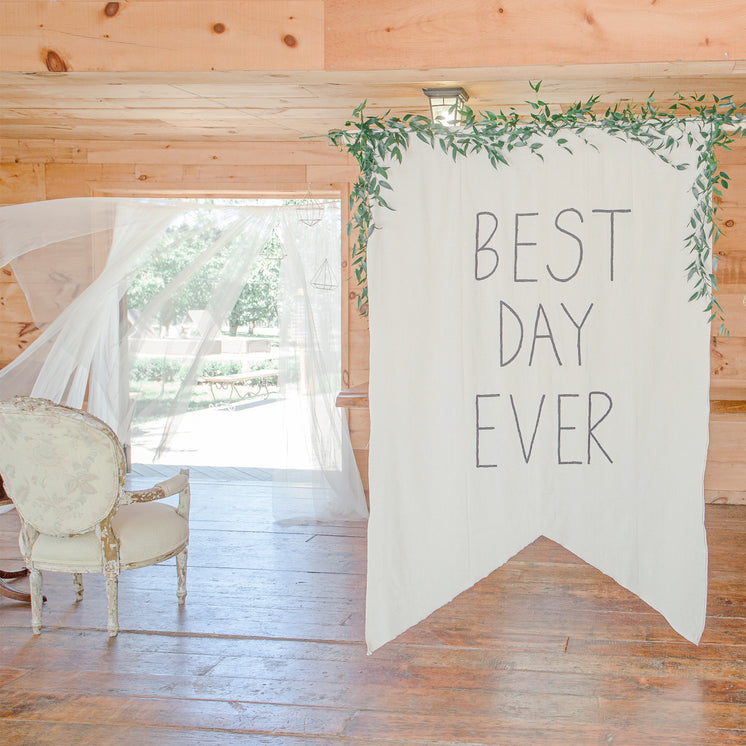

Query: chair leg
[29,568,43,634]
[73,573,84,601]
[176,548,188,605]
[105,572,119,637]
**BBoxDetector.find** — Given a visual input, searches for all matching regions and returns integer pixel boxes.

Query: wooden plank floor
[1,469,745,745]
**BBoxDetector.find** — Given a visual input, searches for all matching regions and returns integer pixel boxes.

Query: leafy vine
[327,83,746,331]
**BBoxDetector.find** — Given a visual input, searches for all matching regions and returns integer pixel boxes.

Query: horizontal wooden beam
[2,1,745,74]
[0,139,354,167]
[5,61,746,143]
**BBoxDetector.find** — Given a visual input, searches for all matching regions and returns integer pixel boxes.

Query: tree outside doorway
[127,215,283,422]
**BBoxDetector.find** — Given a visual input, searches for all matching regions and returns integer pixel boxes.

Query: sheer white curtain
[126,206,278,457]
[272,208,368,522]
[0,198,367,523]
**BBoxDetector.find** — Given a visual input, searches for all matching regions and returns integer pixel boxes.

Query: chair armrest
[122,469,190,518]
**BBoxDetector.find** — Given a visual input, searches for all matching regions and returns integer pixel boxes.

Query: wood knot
[725,219,735,227]
[213,22,226,34]
[283,34,297,47]
[498,7,504,13]
[104,2,119,17]
[584,10,595,24]
[44,49,68,72]
[138,174,148,181]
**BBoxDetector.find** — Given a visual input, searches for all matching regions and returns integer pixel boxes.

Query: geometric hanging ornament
[310,257,338,291]
[297,185,324,227]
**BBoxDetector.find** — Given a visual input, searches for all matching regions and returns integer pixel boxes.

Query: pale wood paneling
[0,268,39,369]
[0,163,45,205]
[711,336,746,386]
[707,408,746,513]
[40,163,348,200]
[325,0,746,70]
[713,250,746,291]
[712,295,746,338]
[18,140,354,167]
[347,409,370,451]
[705,459,746,493]
[0,1,324,72]
[0,140,88,165]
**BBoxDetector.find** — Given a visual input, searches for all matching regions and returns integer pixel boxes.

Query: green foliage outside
[127,206,284,421]
[127,220,222,332]
[198,360,243,378]
[129,358,279,422]
[127,214,282,335]
[227,235,282,335]
[130,358,243,383]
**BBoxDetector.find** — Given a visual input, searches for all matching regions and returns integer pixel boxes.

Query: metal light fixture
[423,87,469,127]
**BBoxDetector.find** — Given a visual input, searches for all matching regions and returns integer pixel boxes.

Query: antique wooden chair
[0,397,190,637]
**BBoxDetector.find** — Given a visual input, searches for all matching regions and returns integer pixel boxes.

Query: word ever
[475,391,613,467]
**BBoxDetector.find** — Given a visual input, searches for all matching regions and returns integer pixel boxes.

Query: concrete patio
[130,394,313,471]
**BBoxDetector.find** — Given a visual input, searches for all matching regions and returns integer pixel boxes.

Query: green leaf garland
[326,87,746,332]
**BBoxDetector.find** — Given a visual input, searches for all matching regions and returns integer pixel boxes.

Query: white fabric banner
[366,129,710,652]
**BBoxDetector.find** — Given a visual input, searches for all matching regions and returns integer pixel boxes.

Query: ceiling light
[422,87,469,127]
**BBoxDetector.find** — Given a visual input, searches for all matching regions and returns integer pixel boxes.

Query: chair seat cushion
[27,502,188,572]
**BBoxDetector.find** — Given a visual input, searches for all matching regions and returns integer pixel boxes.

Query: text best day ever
[472,207,631,469]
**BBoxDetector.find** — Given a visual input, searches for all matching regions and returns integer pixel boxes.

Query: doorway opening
[125,198,341,475]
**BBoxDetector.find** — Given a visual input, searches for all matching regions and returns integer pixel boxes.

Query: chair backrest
[0,397,125,536]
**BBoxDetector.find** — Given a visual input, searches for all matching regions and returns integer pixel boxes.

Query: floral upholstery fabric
[0,406,120,535]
